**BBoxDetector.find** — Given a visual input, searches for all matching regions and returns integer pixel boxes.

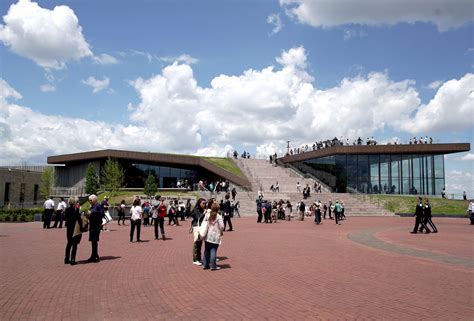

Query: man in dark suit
[411,197,430,234]
[86,194,105,263]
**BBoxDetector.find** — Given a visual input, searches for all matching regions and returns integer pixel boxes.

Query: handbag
[73,221,82,238]
[102,210,112,225]
[81,216,89,232]
[199,219,209,239]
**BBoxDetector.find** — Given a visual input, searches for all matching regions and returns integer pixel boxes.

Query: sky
[0,0,473,197]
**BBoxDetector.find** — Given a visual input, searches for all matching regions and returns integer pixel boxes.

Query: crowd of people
[46,190,240,270]
[45,184,470,268]
[255,196,346,226]
[284,135,436,157]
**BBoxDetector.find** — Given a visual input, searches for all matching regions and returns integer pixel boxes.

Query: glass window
[160,166,170,177]
[412,156,420,179]
[402,156,410,181]
[402,178,410,195]
[170,167,180,178]
[434,155,444,178]
[357,155,369,178]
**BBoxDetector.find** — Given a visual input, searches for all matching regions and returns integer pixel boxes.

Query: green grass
[202,157,245,178]
[354,194,470,216]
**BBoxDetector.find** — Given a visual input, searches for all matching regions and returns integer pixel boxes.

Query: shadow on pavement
[218,263,231,269]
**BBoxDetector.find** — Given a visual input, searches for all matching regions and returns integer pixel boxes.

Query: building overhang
[47,149,251,188]
[279,143,471,164]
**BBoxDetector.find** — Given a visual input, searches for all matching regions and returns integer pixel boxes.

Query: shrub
[20,215,26,222]
[4,215,10,222]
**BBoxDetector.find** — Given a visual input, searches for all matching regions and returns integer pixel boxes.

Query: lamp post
[286,141,290,155]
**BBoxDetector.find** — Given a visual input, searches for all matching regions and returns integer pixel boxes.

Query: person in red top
[152,196,167,240]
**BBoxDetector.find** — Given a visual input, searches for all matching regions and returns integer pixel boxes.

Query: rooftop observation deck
[279,143,471,164]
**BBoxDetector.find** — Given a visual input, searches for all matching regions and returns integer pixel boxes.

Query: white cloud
[130,50,155,62]
[0,47,472,176]
[343,29,368,40]
[267,13,283,34]
[396,73,474,133]
[195,144,234,157]
[280,0,474,31]
[427,80,443,90]
[445,170,474,198]
[81,76,110,93]
[0,0,92,69]
[0,79,22,104]
[460,153,474,161]
[92,54,119,65]
[160,54,199,65]
[40,84,56,92]
[275,46,308,69]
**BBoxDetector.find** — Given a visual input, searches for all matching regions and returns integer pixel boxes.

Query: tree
[40,167,54,199]
[85,163,100,195]
[143,173,158,197]
[101,157,125,195]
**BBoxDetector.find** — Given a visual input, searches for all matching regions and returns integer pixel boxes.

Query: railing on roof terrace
[50,187,86,197]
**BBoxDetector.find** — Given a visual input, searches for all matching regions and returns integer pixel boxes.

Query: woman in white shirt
[202,202,224,271]
[130,199,143,242]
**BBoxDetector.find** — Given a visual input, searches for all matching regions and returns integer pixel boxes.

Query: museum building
[279,143,470,195]
[47,149,251,194]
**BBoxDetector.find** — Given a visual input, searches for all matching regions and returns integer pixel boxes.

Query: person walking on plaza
[222,194,233,231]
[130,199,143,242]
[285,200,292,221]
[420,199,437,233]
[191,198,207,265]
[101,196,110,231]
[340,201,346,220]
[296,182,301,192]
[43,196,54,229]
[314,200,321,224]
[86,194,105,263]
[201,202,224,271]
[116,200,126,226]
[256,198,263,223]
[64,197,82,265]
[468,200,474,225]
[231,187,237,201]
[411,197,430,234]
[233,201,240,218]
[334,200,342,225]
[53,197,66,228]
[298,201,305,221]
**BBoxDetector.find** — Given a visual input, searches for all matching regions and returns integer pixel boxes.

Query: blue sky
[0,0,473,196]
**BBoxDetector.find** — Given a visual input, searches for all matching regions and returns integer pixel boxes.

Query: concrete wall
[0,168,43,208]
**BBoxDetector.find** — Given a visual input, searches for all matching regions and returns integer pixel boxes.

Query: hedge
[0,208,42,222]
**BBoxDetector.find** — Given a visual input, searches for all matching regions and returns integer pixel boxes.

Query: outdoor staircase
[228,158,394,217]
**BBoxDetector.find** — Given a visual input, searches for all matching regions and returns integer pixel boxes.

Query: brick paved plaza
[0,216,472,320]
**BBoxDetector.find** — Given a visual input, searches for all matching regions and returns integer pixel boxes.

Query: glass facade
[293,154,445,195]
[114,161,220,189]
